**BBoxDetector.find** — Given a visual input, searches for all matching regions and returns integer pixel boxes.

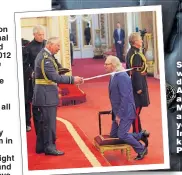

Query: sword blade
[83,68,133,81]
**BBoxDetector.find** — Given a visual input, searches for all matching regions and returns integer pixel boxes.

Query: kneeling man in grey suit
[104,55,148,160]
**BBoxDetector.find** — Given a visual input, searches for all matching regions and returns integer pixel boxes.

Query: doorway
[69,15,99,59]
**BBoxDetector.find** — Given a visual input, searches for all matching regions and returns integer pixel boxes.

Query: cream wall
[21,17,48,41]
[21,26,47,41]
[20,12,159,78]
[103,11,159,77]
[20,16,72,75]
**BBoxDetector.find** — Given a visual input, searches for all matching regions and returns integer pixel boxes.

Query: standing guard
[126,32,150,147]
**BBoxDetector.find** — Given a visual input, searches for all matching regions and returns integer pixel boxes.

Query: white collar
[111,72,115,77]
[44,48,52,55]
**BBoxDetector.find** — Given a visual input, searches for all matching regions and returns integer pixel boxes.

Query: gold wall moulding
[21,17,47,27]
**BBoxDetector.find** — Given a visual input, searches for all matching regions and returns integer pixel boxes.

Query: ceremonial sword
[81,68,178,112]
[83,68,133,81]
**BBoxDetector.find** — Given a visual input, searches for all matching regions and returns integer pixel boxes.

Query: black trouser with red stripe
[132,106,142,133]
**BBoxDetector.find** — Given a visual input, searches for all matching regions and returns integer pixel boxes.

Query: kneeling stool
[93,111,131,161]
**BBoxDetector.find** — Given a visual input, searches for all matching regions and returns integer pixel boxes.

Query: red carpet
[58,78,164,166]
[72,58,109,83]
[61,58,164,166]
[27,58,164,170]
[27,118,110,170]
[72,58,126,83]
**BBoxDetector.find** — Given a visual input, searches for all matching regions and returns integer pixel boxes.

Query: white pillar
[92,14,99,46]
[126,12,134,52]
[105,14,109,49]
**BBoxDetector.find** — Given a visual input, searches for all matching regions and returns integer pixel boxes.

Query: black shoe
[45,149,64,156]
[36,150,44,154]
[135,147,148,160]
[56,150,65,155]
[141,130,150,147]
[142,130,150,137]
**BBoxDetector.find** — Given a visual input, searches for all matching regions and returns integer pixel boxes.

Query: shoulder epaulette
[43,52,49,59]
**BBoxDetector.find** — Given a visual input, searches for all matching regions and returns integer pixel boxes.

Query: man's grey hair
[106,55,124,71]
[33,25,44,34]
[46,37,60,45]
[129,32,141,46]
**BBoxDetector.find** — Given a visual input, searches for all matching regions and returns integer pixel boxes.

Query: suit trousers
[110,119,144,153]
[115,43,123,62]
[25,103,31,126]
[32,105,41,135]
[36,106,57,151]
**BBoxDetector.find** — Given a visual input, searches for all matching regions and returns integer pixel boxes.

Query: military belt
[35,79,57,85]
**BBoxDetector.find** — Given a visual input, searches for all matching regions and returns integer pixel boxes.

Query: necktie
[118,29,120,40]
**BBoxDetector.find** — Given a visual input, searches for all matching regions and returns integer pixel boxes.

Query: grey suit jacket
[109,72,136,120]
[32,48,74,107]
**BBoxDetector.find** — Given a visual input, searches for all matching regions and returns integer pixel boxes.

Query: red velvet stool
[94,135,131,161]
[93,111,131,161]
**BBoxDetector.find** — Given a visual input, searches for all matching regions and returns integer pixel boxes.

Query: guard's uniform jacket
[25,39,46,70]
[32,48,74,107]
[22,39,32,104]
[126,46,150,133]
[22,39,47,130]
[23,39,46,103]
[126,46,150,107]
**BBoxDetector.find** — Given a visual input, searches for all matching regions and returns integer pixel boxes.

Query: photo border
[14,5,169,175]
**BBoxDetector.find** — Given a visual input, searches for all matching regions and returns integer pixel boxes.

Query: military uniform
[22,39,32,128]
[23,39,46,132]
[126,46,150,133]
[32,48,74,153]
[53,55,62,69]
